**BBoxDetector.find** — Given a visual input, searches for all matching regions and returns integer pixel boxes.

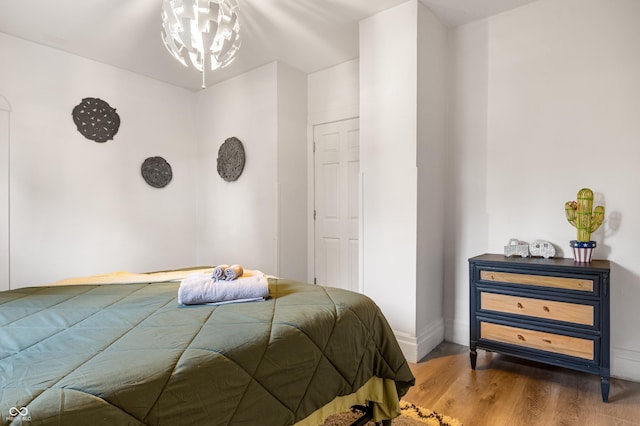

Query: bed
[0,268,414,425]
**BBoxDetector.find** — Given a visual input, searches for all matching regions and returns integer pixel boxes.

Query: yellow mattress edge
[52,267,215,286]
[294,376,401,426]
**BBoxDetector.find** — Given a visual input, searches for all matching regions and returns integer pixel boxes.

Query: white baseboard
[612,347,640,382]
[444,317,469,346]
[394,318,444,363]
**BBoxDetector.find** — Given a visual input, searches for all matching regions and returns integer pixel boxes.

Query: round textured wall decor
[141,156,173,188]
[72,97,120,143]
[217,137,245,182]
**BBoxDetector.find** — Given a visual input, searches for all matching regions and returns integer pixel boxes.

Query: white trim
[0,96,11,112]
[394,331,419,362]
[275,182,281,277]
[394,319,445,363]
[306,124,315,283]
[359,171,364,294]
[0,94,10,291]
[308,105,358,128]
[444,317,469,346]
[612,347,640,382]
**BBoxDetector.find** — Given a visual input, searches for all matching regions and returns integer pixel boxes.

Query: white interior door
[313,118,359,291]
[0,99,9,291]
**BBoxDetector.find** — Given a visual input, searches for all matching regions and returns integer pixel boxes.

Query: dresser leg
[601,376,610,402]
[470,349,477,370]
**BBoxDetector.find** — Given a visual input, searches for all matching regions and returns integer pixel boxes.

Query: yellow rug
[322,400,462,426]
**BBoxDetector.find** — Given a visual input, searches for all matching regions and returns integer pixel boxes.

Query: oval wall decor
[141,156,173,188]
[217,137,245,182]
[72,97,120,143]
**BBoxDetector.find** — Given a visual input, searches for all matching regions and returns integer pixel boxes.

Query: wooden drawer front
[480,322,594,360]
[480,270,593,292]
[480,292,594,326]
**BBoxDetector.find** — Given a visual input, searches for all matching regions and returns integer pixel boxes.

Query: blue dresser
[469,254,611,402]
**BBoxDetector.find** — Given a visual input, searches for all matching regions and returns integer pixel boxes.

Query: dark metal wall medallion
[72,97,120,143]
[217,137,245,182]
[141,156,173,188]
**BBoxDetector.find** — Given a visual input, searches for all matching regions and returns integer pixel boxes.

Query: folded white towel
[224,264,244,281]
[178,272,269,305]
[212,264,229,280]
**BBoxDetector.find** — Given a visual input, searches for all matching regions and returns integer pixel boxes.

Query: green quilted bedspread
[0,278,414,425]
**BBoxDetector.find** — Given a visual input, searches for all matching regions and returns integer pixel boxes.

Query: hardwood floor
[403,342,640,426]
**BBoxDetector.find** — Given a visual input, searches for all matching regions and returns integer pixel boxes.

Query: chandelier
[161,0,241,88]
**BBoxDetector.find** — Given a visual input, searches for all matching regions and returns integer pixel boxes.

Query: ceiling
[0,0,539,92]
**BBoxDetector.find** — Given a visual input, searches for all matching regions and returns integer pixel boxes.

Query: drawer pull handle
[543,306,550,312]
[517,334,526,341]
[517,302,524,309]
[542,339,552,344]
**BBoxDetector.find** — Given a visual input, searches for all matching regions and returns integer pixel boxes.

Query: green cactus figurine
[565,188,605,242]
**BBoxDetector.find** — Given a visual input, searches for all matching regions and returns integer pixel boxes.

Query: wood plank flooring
[403,342,640,426]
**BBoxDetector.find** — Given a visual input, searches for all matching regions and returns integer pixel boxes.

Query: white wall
[195,62,307,278]
[0,32,198,287]
[447,0,640,381]
[195,64,279,273]
[360,0,447,362]
[360,0,419,341]
[276,63,308,281]
[307,59,359,126]
[416,2,448,358]
[444,18,490,346]
[0,31,308,288]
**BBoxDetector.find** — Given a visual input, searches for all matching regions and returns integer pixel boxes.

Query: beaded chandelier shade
[161,0,241,88]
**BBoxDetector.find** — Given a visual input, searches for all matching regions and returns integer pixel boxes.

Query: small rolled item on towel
[212,264,229,280]
[178,272,269,305]
[224,264,244,281]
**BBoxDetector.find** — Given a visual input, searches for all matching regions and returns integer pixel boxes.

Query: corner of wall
[275,62,308,281]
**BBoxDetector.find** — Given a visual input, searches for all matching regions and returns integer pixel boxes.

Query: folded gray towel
[178,272,269,305]
[212,264,228,281]
[224,264,244,281]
